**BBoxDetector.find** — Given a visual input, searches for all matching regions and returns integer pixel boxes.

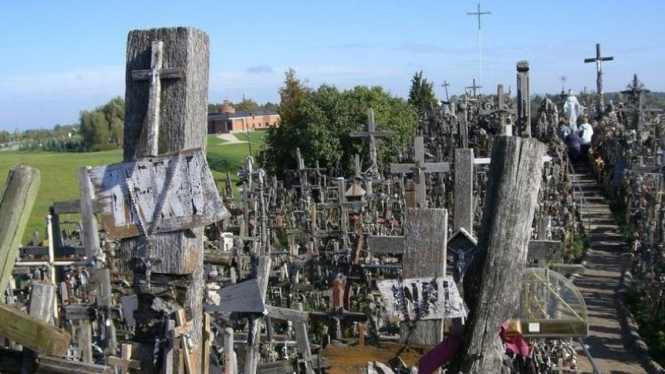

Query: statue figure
[563,89,582,127]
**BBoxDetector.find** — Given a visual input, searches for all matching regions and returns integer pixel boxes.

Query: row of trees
[79,97,124,151]
[259,69,422,177]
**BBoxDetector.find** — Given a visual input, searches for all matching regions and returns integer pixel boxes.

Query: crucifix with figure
[350,108,395,177]
[584,43,613,115]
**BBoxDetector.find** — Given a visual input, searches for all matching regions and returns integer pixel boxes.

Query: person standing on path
[578,115,594,158]
[565,131,582,162]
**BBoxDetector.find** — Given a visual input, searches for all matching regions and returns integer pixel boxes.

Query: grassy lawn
[206,133,265,196]
[0,133,264,244]
[0,150,122,243]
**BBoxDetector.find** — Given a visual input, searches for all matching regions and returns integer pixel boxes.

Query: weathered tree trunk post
[451,136,545,373]
[122,27,209,373]
[516,61,531,137]
[0,165,40,290]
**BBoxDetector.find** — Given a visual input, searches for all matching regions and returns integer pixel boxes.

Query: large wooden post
[451,136,545,373]
[399,208,448,345]
[122,27,209,373]
[516,61,531,137]
[453,149,474,233]
[0,165,40,290]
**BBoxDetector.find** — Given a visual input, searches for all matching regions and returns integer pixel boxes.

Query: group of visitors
[558,90,595,162]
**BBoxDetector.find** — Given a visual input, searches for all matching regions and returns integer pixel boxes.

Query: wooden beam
[451,136,546,372]
[36,356,111,374]
[265,305,309,324]
[293,303,314,374]
[52,199,100,215]
[400,208,448,345]
[0,303,71,357]
[0,165,40,289]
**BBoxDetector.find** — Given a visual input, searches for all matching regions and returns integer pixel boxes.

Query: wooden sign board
[204,279,265,314]
[527,240,562,263]
[88,148,229,239]
[377,276,466,322]
[367,235,404,254]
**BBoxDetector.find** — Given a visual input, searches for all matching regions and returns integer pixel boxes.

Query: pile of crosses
[591,75,665,332]
[0,28,589,374]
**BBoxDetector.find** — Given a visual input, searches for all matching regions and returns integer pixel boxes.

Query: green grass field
[0,132,265,244]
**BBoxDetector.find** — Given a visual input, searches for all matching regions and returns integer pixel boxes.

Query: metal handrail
[577,337,603,374]
[565,153,592,234]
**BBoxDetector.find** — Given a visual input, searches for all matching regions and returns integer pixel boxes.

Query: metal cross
[465,78,482,98]
[441,80,451,102]
[584,43,613,115]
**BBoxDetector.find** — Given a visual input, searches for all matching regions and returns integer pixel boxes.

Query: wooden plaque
[88,148,229,239]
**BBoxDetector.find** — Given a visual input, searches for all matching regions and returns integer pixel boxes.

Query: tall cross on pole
[442,80,451,101]
[467,3,491,93]
[584,43,613,116]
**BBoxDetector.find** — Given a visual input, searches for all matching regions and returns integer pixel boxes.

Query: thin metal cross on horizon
[467,3,491,94]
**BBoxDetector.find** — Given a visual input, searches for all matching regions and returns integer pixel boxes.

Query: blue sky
[1,0,664,131]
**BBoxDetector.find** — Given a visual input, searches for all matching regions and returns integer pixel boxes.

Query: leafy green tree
[0,130,9,144]
[261,69,417,177]
[90,111,110,150]
[408,71,438,113]
[234,98,260,112]
[261,102,279,112]
[78,97,125,151]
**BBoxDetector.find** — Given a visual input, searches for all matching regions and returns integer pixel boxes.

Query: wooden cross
[465,78,482,98]
[481,84,517,135]
[131,41,185,156]
[584,43,613,115]
[237,156,262,192]
[390,136,451,208]
[107,343,141,374]
[441,80,451,101]
[173,309,195,374]
[350,108,395,176]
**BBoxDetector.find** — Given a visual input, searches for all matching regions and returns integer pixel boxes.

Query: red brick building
[207,100,280,133]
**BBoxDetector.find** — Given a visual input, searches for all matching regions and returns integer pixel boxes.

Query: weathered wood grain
[452,136,546,373]
[122,27,210,374]
[0,303,71,357]
[0,165,40,289]
[454,149,474,233]
[366,235,404,255]
[527,240,562,263]
[265,305,309,324]
[88,149,228,240]
[400,208,448,345]
[36,356,111,373]
[28,282,56,325]
[204,279,265,313]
